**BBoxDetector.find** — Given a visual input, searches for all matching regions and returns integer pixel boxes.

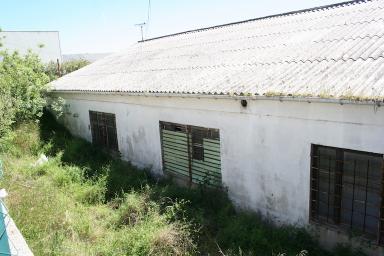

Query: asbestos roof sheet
[52,0,384,100]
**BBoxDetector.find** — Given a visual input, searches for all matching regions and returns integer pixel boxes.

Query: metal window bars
[89,111,119,151]
[310,145,384,244]
[191,128,205,161]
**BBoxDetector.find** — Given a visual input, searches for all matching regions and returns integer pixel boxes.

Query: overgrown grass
[0,111,363,255]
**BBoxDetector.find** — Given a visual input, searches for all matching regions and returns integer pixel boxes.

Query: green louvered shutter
[160,122,191,179]
[160,121,222,188]
[190,127,221,187]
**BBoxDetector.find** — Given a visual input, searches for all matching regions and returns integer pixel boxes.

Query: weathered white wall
[55,93,384,228]
[0,31,62,63]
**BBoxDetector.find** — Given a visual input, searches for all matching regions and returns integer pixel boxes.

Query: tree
[0,28,87,138]
[0,28,3,47]
[45,59,90,80]
[0,50,49,137]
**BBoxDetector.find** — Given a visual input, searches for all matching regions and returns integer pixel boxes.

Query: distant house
[51,0,384,254]
[0,31,62,63]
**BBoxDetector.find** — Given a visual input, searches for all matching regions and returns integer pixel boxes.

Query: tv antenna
[135,0,151,41]
[135,22,146,41]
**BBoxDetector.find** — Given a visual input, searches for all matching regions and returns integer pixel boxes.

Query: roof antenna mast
[135,22,146,41]
[135,0,151,41]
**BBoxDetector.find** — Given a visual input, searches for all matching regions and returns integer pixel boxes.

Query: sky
[1,0,346,54]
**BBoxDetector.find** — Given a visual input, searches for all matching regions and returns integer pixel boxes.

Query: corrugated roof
[52,0,384,101]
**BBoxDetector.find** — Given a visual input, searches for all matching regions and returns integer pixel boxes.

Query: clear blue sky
[1,0,345,54]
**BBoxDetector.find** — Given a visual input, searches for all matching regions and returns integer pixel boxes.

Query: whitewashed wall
[55,93,384,228]
[0,31,62,63]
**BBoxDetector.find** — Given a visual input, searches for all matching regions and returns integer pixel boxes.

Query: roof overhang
[50,90,384,106]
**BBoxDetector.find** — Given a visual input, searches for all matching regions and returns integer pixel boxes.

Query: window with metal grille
[190,127,220,161]
[89,111,119,151]
[191,128,204,161]
[310,145,384,244]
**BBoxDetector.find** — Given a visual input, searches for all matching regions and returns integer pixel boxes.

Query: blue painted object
[0,160,12,255]
[0,201,11,255]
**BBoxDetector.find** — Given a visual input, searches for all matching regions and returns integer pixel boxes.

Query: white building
[0,31,62,63]
[51,1,384,254]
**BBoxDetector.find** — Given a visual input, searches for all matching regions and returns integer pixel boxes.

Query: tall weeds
[0,111,364,255]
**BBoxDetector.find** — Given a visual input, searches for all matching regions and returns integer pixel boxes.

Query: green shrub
[72,176,107,204]
[0,50,49,140]
[116,192,152,226]
[0,115,196,255]
[62,59,90,75]
[45,59,90,80]
[0,51,49,121]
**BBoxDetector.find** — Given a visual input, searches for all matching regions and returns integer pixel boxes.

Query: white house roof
[52,0,384,101]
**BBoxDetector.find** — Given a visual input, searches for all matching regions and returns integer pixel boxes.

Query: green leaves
[45,59,90,80]
[0,50,49,138]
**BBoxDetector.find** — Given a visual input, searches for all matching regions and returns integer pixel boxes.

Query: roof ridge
[140,0,373,43]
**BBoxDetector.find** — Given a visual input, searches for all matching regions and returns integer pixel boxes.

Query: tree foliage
[0,29,89,138]
[62,58,90,74]
[45,59,90,81]
[0,50,49,137]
